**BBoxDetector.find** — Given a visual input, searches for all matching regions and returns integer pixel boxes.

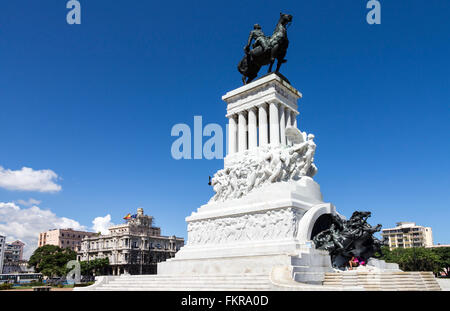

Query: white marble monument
[158,73,338,283]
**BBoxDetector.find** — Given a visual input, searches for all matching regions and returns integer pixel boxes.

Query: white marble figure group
[210,131,317,202]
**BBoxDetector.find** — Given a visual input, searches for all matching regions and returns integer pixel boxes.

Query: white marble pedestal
[158,177,338,284]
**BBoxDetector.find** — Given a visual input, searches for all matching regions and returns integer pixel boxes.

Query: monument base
[158,246,333,284]
[158,177,339,284]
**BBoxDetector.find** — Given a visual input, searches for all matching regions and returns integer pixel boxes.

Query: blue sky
[0,0,449,257]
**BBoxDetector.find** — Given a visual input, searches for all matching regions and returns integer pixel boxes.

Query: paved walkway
[5,287,73,291]
[437,279,450,291]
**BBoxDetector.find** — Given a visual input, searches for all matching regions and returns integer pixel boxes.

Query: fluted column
[285,108,292,145]
[248,108,258,150]
[285,107,292,128]
[238,111,247,152]
[279,106,286,145]
[291,111,297,128]
[258,104,268,146]
[228,115,237,154]
[269,102,280,146]
[284,107,292,145]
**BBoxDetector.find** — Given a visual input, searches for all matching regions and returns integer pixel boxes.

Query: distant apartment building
[38,228,97,251]
[3,240,25,262]
[2,240,29,274]
[0,235,5,274]
[77,208,184,275]
[381,222,433,249]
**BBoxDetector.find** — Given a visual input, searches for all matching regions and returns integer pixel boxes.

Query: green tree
[380,246,441,273]
[28,245,77,277]
[432,247,450,276]
[80,258,110,276]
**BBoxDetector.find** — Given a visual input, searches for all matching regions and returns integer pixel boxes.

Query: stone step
[120,274,267,279]
[322,271,441,291]
[93,287,270,291]
[107,281,270,286]
[81,274,276,291]
[114,276,269,282]
[112,279,269,284]
[103,284,272,289]
[97,282,273,290]
[115,276,269,281]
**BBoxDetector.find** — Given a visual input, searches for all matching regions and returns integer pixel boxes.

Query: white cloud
[0,202,86,259]
[0,166,62,193]
[92,214,115,235]
[16,198,42,207]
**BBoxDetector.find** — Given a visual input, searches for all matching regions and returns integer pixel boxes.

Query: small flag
[131,214,137,219]
[123,213,131,220]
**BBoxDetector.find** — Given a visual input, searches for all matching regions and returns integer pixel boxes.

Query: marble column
[291,111,297,128]
[258,104,268,146]
[279,106,286,145]
[269,102,280,146]
[248,108,258,150]
[285,108,292,145]
[228,115,237,154]
[286,107,292,128]
[238,111,247,152]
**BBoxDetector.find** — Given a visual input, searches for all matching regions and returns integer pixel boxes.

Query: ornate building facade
[77,208,184,275]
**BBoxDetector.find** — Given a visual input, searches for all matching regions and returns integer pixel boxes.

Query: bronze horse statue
[238,13,293,84]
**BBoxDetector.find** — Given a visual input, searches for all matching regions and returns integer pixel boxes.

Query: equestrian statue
[312,211,386,268]
[238,13,293,84]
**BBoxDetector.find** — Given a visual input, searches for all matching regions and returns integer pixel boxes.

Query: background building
[4,240,25,262]
[38,228,97,251]
[0,235,5,274]
[382,222,433,249]
[2,240,30,274]
[78,208,184,275]
[2,260,34,274]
